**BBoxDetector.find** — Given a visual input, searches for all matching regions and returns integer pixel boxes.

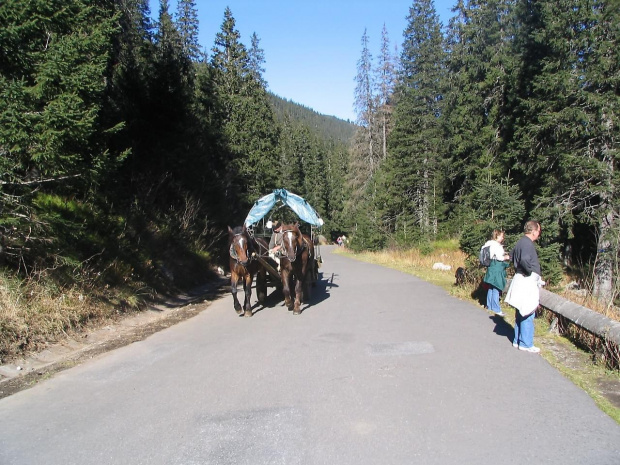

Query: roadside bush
[0,271,109,362]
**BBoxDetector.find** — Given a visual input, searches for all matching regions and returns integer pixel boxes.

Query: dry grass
[344,242,467,290]
[546,279,620,370]
[0,272,139,363]
[555,285,620,322]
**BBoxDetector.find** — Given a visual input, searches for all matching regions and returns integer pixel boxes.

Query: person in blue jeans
[505,220,545,353]
[482,230,511,316]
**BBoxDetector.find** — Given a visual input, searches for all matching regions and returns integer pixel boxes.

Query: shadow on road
[249,287,286,316]
[249,271,338,316]
[490,313,515,344]
[302,271,338,311]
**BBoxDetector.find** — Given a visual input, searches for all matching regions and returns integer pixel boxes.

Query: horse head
[280,223,304,262]
[228,225,254,267]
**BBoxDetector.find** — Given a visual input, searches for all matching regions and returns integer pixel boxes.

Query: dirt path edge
[0,278,229,400]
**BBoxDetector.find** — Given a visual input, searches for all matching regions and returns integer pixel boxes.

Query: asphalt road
[1,245,619,465]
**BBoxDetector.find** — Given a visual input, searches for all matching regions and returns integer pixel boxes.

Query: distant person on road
[505,220,545,353]
[336,236,343,247]
[482,229,511,316]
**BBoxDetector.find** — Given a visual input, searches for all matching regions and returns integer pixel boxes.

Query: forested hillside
[269,94,357,145]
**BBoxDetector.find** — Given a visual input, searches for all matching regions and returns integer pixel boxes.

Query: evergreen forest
[0,0,619,350]
[0,1,352,302]
[351,0,619,305]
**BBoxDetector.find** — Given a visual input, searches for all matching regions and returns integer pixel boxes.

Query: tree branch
[0,174,81,186]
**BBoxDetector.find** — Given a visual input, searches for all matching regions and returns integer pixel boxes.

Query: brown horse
[228,225,267,317]
[277,223,315,315]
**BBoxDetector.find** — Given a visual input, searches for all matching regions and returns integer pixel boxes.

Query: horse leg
[281,270,294,311]
[293,274,303,314]
[256,266,267,305]
[231,272,242,315]
[243,272,253,318]
[302,269,311,303]
[300,259,312,303]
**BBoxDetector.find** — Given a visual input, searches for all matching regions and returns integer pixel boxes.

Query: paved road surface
[1,246,619,464]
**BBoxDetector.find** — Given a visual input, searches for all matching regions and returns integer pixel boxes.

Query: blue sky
[150,1,456,122]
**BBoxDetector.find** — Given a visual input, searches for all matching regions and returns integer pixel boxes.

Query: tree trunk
[382,113,387,160]
[593,129,617,305]
[593,208,615,304]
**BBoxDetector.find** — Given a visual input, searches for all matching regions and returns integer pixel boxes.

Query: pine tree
[176,0,201,62]
[0,0,119,265]
[210,8,279,214]
[146,0,193,176]
[353,29,378,174]
[270,99,351,235]
[323,142,349,234]
[443,0,516,215]
[347,29,382,246]
[0,0,120,181]
[103,0,154,182]
[458,180,526,265]
[375,24,396,162]
[277,115,307,195]
[511,0,620,300]
[377,0,446,241]
[302,134,328,216]
[211,7,248,97]
[248,32,267,87]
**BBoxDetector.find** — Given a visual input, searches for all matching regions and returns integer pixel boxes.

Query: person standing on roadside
[482,229,511,316]
[505,220,545,353]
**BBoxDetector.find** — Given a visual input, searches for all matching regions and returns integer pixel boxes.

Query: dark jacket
[512,236,541,276]
[484,259,510,290]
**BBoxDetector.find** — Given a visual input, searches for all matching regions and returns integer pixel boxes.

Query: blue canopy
[244,189,324,227]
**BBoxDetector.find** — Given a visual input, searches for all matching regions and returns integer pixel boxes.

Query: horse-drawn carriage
[228,189,323,316]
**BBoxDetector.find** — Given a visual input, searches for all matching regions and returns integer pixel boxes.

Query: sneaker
[494,311,506,317]
[512,342,518,348]
[518,345,540,353]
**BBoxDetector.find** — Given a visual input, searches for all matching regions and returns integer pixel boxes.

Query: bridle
[229,232,254,266]
[280,228,307,263]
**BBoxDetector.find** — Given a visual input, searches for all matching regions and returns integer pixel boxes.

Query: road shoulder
[0,279,228,400]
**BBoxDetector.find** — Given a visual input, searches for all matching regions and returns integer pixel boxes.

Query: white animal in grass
[432,262,452,271]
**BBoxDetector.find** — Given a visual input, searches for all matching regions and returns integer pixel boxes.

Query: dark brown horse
[277,223,315,315]
[228,225,267,317]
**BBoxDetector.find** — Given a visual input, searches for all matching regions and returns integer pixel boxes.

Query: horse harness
[276,229,311,263]
[230,229,272,264]
[229,232,256,265]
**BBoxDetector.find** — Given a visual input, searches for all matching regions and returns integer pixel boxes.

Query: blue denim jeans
[513,310,535,348]
[486,286,501,313]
